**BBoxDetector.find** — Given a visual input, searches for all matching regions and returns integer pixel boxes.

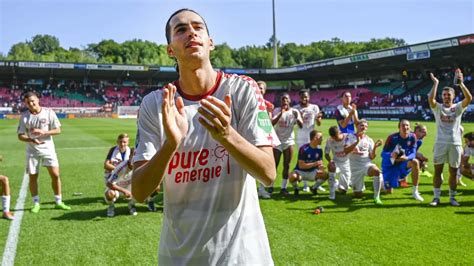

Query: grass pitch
[0,118,473,265]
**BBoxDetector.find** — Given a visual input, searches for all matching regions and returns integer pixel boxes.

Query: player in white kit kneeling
[346,119,384,205]
[105,149,137,217]
[105,148,159,217]
[324,126,357,200]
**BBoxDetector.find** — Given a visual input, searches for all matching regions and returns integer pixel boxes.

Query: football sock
[373,175,382,198]
[32,195,40,204]
[281,179,288,189]
[128,199,136,208]
[2,195,10,212]
[328,172,336,192]
[291,181,298,189]
[54,195,62,204]
[412,185,419,194]
[314,179,324,189]
[449,189,456,199]
[433,188,441,199]
[303,180,309,188]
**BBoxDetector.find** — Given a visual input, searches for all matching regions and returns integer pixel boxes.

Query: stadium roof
[0,34,473,84]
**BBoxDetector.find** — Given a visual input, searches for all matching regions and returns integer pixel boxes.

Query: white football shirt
[107,160,132,190]
[346,134,375,165]
[324,133,351,164]
[431,102,465,145]
[134,72,277,265]
[272,107,301,145]
[294,103,320,146]
[463,145,474,158]
[17,107,61,156]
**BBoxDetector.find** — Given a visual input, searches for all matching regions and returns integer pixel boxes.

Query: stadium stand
[0,34,473,120]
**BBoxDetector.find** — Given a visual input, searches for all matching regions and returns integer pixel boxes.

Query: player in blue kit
[335,91,359,134]
[289,130,328,196]
[398,123,431,186]
[381,119,424,201]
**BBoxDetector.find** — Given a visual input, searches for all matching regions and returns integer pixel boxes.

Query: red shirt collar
[174,71,223,101]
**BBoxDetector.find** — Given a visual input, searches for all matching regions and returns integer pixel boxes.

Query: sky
[0,0,473,55]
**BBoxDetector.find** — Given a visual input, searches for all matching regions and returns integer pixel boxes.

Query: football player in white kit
[269,93,303,195]
[346,119,384,205]
[428,70,472,206]
[17,92,71,213]
[105,148,159,217]
[103,133,131,181]
[0,155,14,220]
[294,90,323,192]
[104,149,136,217]
[324,126,357,200]
[256,80,274,199]
[132,9,278,265]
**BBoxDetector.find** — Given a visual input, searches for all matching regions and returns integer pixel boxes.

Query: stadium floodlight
[272,0,278,68]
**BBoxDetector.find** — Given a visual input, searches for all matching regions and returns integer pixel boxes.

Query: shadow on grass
[43,196,164,221]
[263,185,474,213]
[454,211,474,215]
[63,196,105,205]
[51,205,164,221]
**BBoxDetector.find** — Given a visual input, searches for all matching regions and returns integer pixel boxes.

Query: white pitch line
[2,172,29,266]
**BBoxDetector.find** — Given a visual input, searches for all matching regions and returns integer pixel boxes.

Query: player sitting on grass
[381,119,424,202]
[346,119,384,205]
[105,149,159,217]
[289,130,328,196]
[1,155,14,220]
